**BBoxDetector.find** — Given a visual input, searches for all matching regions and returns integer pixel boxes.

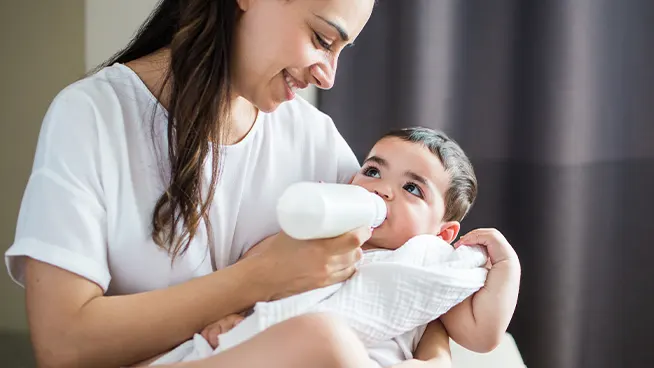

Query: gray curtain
[320,1,654,367]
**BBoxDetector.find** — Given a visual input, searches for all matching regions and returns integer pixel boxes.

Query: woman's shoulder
[42,64,162,151]
[36,64,162,177]
[53,63,156,113]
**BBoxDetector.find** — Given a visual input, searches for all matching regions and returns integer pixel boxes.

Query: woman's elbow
[32,340,80,368]
[28,317,79,367]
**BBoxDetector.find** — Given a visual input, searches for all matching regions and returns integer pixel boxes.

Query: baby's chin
[362,232,404,251]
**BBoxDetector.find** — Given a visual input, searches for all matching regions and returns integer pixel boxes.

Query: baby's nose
[374,189,391,200]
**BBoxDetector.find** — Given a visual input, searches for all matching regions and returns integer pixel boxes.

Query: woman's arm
[25,229,368,368]
[25,257,266,368]
[390,320,452,368]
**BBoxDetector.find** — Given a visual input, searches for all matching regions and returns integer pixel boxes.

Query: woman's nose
[310,58,337,90]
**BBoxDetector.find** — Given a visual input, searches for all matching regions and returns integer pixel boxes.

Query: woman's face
[233,0,375,112]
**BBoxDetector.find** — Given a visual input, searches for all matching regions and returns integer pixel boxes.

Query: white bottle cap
[370,193,387,228]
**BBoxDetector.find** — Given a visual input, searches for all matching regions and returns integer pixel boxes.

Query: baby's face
[351,137,453,250]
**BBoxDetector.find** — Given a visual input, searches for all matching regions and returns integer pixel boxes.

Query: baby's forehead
[368,137,451,188]
[369,138,440,164]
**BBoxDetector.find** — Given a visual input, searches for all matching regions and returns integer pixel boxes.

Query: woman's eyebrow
[314,14,349,41]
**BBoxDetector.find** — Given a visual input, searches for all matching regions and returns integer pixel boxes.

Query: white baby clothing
[152,235,489,366]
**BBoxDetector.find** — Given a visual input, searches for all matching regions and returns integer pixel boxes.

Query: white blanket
[151,235,488,365]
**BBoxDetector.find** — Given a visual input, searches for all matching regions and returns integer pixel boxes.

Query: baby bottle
[276,182,387,240]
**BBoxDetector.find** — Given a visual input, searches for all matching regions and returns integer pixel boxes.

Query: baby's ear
[437,221,461,244]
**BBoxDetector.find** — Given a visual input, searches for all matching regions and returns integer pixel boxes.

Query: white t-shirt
[5,63,360,295]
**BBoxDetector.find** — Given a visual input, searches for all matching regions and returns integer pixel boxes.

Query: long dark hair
[100,0,240,259]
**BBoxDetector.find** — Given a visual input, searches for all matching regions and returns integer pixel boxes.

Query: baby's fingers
[455,228,514,264]
[201,325,221,349]
[227,314,245,329]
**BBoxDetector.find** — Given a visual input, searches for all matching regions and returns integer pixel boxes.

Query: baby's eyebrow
[404,171,429,187]
[363,156,389,167]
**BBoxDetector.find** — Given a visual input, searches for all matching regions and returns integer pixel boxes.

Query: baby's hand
[200,314,245,349]
[454,228,519,267]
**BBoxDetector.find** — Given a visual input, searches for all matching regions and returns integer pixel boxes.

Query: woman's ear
[437,221,460,244]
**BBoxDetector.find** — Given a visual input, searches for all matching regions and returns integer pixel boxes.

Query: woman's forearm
[25,256,270,368]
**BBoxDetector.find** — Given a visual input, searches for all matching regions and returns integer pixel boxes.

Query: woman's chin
[256,102,278,113]
[249,91,290,113]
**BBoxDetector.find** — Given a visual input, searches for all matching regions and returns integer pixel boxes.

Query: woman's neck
[225,96,259,145]
[126,48,171,108]
[125,48,258,146]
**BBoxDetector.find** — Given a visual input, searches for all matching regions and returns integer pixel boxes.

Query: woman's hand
[250,227,371,301]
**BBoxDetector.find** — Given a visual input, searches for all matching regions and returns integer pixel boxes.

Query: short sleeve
[5,87,111,291]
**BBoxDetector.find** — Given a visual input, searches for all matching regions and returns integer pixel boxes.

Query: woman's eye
[314,32,333,50]
[363,167,381,178]
[403,183,423,198]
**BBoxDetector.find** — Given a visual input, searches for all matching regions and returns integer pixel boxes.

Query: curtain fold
[320,1,654,367]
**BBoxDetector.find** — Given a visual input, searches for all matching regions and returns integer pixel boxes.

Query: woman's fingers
[258,226,370,300]
[327,265,358,285]
[329,227,372,253]
[331,247,363,269]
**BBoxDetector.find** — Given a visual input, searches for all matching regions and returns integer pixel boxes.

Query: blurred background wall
[0,1,159,366]
[0,2,85,367]
[85,0,161,71]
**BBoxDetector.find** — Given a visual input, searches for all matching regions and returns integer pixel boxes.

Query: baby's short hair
[381,127,478,222]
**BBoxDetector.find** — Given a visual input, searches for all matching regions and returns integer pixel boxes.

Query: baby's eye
[403,183,423,198]
[363,167,381,178]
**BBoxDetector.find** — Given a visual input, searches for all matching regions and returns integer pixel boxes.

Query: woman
[5,0,452,367]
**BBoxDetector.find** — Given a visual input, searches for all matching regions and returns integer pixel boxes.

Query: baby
[199,127,521,365]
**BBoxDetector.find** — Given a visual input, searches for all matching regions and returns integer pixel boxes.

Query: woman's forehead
[299,0,375,42]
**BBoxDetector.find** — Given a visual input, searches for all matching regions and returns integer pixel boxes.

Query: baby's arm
[440,228,521,353]
[389,320,452,368]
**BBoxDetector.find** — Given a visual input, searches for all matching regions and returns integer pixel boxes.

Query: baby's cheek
[392,218,422,245]
[350,175,368,188]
